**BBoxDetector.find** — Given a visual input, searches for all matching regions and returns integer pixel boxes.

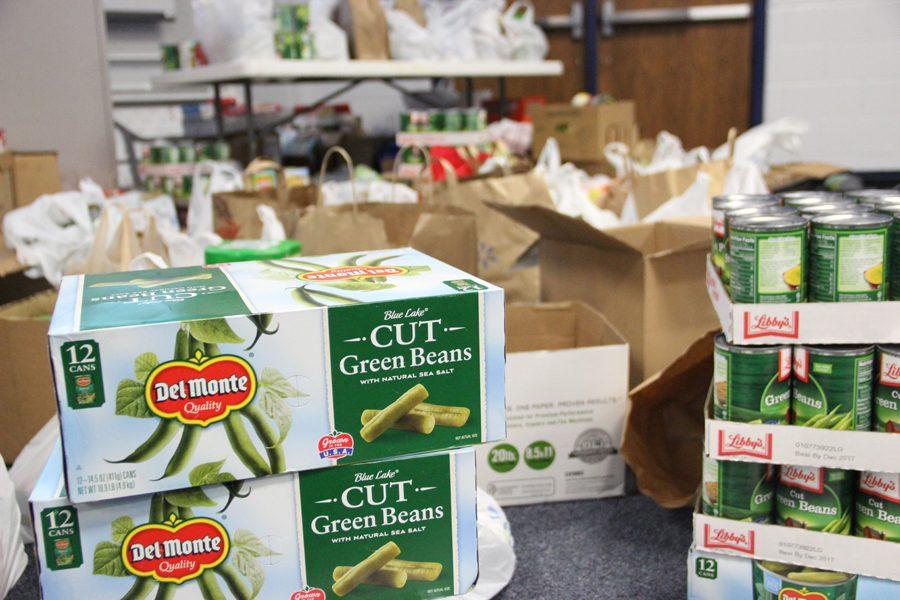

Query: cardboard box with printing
[529,101,637,163]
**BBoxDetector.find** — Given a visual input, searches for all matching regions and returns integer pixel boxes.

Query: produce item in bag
[809,212,892,302]
[713,334,791,424]
[32,444,478,600]
[204,239,300,265]
[710,193,779,279]
[752,560,858,600]
[49,248,504,503]
[792,344,874,430]
[728,213,808,303]
[702,456,774,523]
[854,471,900,542]
[875,345,900,432]
[779,190,843,208]
[776,465,855,534]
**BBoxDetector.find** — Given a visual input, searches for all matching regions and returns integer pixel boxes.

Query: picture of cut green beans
[360,384,429,442]
[332,566,407,589]
[821,510,852,535]
[331,558,444,590]
[359,386,473,443]
[360,410,435,435]
[406,403,470,428]
[332,541,401,597]
[109,316,298,481]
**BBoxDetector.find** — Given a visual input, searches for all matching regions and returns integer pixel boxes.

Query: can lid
[877,344,900,355]
[712,194,779,210]
[729,213,809,232]
[725,205,796,221]
[715,333,790,354]
[844,188,900,203]
[798,344,876,356]
[810,211,893,229]
[857,196,900,209]
[798,202,873,217]
[205,239,301,265]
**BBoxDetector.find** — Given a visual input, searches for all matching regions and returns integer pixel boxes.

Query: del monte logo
[122,514,229,584]
[779,589,828,600]
[703,524,755,554]
[145,351,257,426]
[718,431,773,459]
[299,266,408,282]
[744,311,800,339]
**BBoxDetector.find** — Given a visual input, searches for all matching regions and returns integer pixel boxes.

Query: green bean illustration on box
[91,463,276,600]
[109,316,303,479]
[358,385,472,442]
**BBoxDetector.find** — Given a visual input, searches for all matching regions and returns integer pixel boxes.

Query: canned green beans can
[887,208,900,300]
[702,456,774,523]
[875,344,900,432]
[855,471,900,542]
[729,214,808,303]
[711,194,779,278]
[798,202,872,218]
[444,109,464,132]
[752,560,858,600]
[779,190,842,208]
[161,44,180,70]
[845,188,900,205]
[792,344,874,430]
[713,334,792,424]
[809,212,892,302]
[776,465,855,533]
[428,109,446,131]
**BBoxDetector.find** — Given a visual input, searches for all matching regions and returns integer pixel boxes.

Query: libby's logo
[291,589,326,600]
[793,348,810,383]
[860,472,900,502]
[122,515,229,584]
[145,352,256,426]
[743,311,800,340]
[317,431,354,460]
[780,466,824,493]
[880,355,900,387]
[779,589,827,600]
[299,266,407,282]
[703,524,755,554]
[718,431,773,459]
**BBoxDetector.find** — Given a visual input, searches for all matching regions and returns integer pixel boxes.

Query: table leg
[498,77,507,117]
[213,83,225,142]
[243,80,257,158]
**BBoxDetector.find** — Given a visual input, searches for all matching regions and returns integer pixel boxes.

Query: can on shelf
[854,471,900,542]
[177,143,196,163]
[721,204,796,289]
[728,213,808,303]
[776,465,855,533]
[797,202,873,218]
[161,44,180,71]
[713,334,792,424]
[751,559,858,600]
[792,344,875,430]
[399,111,412,132]
[464,107,487,131]
[809,212,892,302]
[428,109,446,132]
[276,32,294,59]
[201,142,230,161]
[444,108,464,132]
[293,4,311,32]
[779,190,842,208]
[875,345,900,432]
[710,194,780,279]
[702,456,774,523]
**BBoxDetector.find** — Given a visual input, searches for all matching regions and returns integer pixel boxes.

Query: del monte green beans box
[48,248,505,503]
[32,442,478,600]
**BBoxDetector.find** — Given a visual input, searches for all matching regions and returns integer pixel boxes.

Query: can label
[752,560,858,600]
[702,456,774,523]
[891,220,900,300]
[776,466,854,533]
[810,225,890,301]
[854,471,900,542]
[62,340,105,409]
[729,228,806,303]
[40,506,84,570]
[875,348,900,432]
[792,347,873,430]
[714,345,791,423]
[711,210,728,276]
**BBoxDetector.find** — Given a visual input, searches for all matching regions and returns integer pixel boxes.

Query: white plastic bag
[471,2,511,60]
[9,419,59,545]
[0,455,27,597]
[257,204,287,242]
[722,161,769,195]
[451,488,515,600]
[604,131,711,178]
[502,1,548,60]
[187,161,244,237]
[643,171,712,223]
[192,0,275,63]
[712,117,810,170]
[310,0,350,60]
[487,118,530,155]
[387,9,441,60]
[427,0,480,61]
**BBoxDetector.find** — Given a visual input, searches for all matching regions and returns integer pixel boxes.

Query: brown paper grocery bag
[429,163,553,301]
[294,147,478,273]
[74,207,143,275]
[395,0,426,26]
[343,0,390,59]
[620,330,716,508]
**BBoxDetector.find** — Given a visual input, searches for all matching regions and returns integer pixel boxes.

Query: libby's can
[729,213,808,303]
[792,344,875,430]
[776,465,855,533]
[855,471,900,542]
[710,194,779,278]
[779,190,842,208]
[875,344,900,432]
[702,456,774,523]
[713,334,792,424]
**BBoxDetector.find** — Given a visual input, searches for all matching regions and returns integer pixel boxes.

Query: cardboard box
[707,257,900,345]
[0,150,61,217]
[692,504,900,581]
[0,290,57,462]
[49,248,505,503]
[489,200,717,384]
[476,302,629,506]
[32,444,478,600]
[687,545,900,599]
[529,101,637,163]
[764,162,847,192]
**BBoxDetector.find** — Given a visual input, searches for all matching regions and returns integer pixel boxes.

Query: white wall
[0,0,116,187]
[764,0,900,171]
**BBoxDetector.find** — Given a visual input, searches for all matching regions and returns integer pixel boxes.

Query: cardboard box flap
[647,218,711,259]
[621,330,716,508]
[506,301,626,353]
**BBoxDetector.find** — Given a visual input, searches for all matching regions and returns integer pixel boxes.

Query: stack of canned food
[704,333,899,540]
[142,141,230,200]
[160,41,206,71]
[400,108,488,133]
[710,189,900,303]
[274,3,315,60]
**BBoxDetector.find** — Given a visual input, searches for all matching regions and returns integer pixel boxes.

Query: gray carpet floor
[9,494,692,599]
